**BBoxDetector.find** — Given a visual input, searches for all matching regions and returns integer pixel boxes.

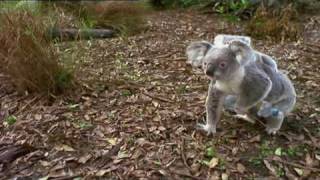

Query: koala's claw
[265,127,278,135]
[233,114,256,124]
[196,123,216,135]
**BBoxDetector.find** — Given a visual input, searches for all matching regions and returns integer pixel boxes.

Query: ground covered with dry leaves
[1,10,320,179]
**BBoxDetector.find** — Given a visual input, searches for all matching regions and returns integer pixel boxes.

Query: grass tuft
[0,10,73,95]
[53,1,149,36]
[245,4,301,41]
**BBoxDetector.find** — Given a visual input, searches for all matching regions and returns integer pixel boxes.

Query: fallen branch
[48,28,116,41]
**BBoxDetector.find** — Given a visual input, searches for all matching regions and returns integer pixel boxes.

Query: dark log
[48,28,116,41]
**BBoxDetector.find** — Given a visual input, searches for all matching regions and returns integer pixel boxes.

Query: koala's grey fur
[186,40,296,135]
[214,34,251,47]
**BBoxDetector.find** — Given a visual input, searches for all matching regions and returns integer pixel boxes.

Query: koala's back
[255,53,278,71]
[257,61,296,105]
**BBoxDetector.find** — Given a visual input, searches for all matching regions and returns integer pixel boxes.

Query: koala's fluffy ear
[186,41,213,69]
[229,40,255,65]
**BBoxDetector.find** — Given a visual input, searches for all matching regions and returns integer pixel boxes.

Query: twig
[165,157,176,168]
[172,57,186,61]
[51,175,81,180]
[142,91,174,103]
[267,157,320,172]
[15,95,42,116]
[171,170,205,180]
[305,42,320,49]
[303,127,319,148]
[155,51,177,59]
[180,139,191,171]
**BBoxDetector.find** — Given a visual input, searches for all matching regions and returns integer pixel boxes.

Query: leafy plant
[121,89,132,97]
[276,166,285,177]
[78,121,93,130]
[150,0,210,9]
[4,115,17,126]
[213,0,253,20]
[205,146,216,158]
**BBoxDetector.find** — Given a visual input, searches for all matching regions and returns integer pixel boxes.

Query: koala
[186,40,296,135]
[187,36,278,72]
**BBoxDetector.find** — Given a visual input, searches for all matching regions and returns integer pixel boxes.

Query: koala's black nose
[205,64,215,76]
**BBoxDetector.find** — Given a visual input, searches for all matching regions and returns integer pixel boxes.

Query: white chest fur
[214,68,245,94]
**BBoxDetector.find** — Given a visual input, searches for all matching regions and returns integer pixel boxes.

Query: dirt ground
[0,10,320,179]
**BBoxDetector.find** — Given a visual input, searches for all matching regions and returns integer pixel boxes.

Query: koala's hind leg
[258,97,295,134]
[264,111,284,135]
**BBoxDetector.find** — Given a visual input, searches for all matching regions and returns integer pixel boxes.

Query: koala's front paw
[265,127,279,135]
[196,123,216,136]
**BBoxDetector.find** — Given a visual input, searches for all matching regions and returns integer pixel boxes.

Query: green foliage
[78,121,93,130]
[205,146,216,158]
[249,157,262,165]
[55,69,73,91]
[4,115,17,126]
[0,1,40,12]
[213,0,253,21]
[150,0,210,9]
[121,89,132,97]
[276,166,285,177]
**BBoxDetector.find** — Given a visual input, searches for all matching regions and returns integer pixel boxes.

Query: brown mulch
[0,10,319,179]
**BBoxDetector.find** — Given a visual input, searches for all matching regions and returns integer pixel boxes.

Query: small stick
[267,157,320,172]
[142,91,174,103]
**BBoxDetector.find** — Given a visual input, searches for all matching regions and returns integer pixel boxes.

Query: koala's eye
[219,62,227,69]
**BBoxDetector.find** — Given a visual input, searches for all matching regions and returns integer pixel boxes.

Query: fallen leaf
[38,176,49,180]
[293,168,303,176]
[158,126,166,131]
[274,147,282,156]
[78,154,92,164]
[208,158,219,169]
[305,153,313,166]
[231,147,238,155]
[84,114,90,121]
[106,138,117,145]
[96,169,110,176]
[236,163,246,173]
[118,151,130,159]
[221,173,228,180]
[249,135,261,142]
[55,144,75,152]
[35,114,42,120]
[315,154,320,161]
[39,160,51,167]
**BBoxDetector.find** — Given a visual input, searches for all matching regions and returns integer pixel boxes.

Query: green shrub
[150,0,210,9]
